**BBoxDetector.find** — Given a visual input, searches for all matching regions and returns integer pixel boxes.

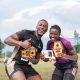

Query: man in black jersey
[4,19,48,80]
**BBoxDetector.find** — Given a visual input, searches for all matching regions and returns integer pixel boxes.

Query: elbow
[4,37,11,45]
[43,58,49,62]
[32,62,38,64]
[31,59,39,64]
[4,38,8,44]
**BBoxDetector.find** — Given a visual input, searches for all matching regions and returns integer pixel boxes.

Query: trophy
[53,41,64,57]
[20,47,36,60]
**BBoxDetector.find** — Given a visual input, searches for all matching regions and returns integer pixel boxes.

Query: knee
[51,74,63,80]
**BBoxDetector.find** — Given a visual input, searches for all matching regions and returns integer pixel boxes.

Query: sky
[0,0,80,41]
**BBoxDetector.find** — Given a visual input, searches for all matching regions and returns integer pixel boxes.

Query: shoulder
[60,37,73,49]
[20,29,33,33]
[47,40,53,47]
[16,29,34,35]
[60,37,71,44]
[16,29,34,40]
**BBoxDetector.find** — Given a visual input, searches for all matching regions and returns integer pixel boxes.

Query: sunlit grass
[0,63,9,80]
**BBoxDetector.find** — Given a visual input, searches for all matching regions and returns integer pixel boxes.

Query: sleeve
[66,41,74,51]
[66,41,77,56]
[16,30,27,41]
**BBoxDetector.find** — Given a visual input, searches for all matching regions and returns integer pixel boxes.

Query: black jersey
[13,30,43,64]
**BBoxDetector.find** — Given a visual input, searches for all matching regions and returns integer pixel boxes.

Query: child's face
[49,28,60,41]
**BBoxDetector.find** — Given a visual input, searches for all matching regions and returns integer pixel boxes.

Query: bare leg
[11,71,27,80]
[27,75,42,80]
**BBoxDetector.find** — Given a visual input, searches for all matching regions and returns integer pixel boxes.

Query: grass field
[0,54,80,80]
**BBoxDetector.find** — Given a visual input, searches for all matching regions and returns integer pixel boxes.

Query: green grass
[31,61,54,80]
[0,63,9,80]
[0,59,80,80]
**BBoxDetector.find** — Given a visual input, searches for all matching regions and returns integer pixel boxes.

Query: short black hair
[50,24,61,35]
[38,19,48,26]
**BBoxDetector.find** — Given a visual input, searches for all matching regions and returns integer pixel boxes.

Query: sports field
[0,54,80,80]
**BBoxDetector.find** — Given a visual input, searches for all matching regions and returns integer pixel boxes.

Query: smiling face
[49,28,60,41]
[36,20,48,37]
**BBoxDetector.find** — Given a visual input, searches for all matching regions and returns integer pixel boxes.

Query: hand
[19,39,31,49]
[40,53,49,62]
[40,53,45,60]
[28,56,35,62]
[61,54,69,60]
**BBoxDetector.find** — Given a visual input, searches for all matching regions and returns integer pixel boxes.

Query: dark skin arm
[4,33,44,64]
[40,50,78,62]
[62,49,78,61]
[4,33,36,62]
[4,33,31,49]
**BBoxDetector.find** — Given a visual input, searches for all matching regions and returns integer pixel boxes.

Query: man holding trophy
[4,19,48,80]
